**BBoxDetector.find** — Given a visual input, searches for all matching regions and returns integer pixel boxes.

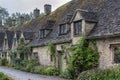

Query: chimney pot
[12,19,16,26]
[44,4,52,15]
[19,16,24,25]
[34,8,40,19]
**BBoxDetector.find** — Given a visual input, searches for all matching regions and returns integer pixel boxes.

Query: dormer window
[40,29,46,39]
[59,24,67,35]
[74,20,82,35]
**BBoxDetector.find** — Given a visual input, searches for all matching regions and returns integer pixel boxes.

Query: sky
[0,0,71,14]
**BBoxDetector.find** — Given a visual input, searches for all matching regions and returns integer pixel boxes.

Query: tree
[0,6,9,26]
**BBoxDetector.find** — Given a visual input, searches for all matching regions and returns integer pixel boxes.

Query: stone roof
[0,32,5,50]
[87,0,120,38]
[9,0,120,46]
[0,30,35,50]
[6,31,14,49]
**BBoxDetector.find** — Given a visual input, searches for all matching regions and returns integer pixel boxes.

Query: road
[0,66,66,80]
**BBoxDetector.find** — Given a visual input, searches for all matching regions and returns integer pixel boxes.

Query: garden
[0,72,13,80]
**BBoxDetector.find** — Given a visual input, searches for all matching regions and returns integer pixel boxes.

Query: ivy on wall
[61,37,99,79]
[47,43,57,66]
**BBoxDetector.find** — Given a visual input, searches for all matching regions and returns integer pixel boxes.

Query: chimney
[19,16,24,25]
[44,4,52,15]
[12,19,16,26]
[34,8,40,19]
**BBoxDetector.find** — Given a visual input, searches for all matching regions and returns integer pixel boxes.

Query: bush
[0,72,12,80]
[33,66,46,74]
[45,67,59,76]
[60,69,73,79]
[66,37,99,79]
[26,63,34,72]
[78,66,120,80]
[32,66,60,76]
[0,58,8,66]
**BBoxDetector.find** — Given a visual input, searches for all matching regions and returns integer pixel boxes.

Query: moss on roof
[4,0,112,32]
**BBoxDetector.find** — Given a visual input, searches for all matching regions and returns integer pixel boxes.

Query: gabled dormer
[71,9,97,44]
[58,14,72,36]
[3,32,8,51]
[12,31,18,50]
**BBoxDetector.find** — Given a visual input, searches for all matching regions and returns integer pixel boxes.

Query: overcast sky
[0,0,71,14]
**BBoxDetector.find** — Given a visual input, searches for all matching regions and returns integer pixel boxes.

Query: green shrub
[45,67,59,76]
[78,66,120,80]
[33,66,46,74]
[0,72,12,80]
[66,37,99,79]
[26,63,34,72]
[60,69,73,79]
[0,58,8,66]
[33,66,60,76]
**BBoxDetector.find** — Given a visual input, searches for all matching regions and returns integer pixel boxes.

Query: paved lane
[0,66,66,80]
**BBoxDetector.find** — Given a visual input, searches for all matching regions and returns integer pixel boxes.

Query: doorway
[58,51,63,72]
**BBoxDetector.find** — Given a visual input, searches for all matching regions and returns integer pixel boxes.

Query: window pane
[74,21,82,35]
[59,24,67,35]
[40,30,45,38]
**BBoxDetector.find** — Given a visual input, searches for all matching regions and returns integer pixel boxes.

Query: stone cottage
[0,30,35,61]
[26,0,119,71]
[0,0,119,72]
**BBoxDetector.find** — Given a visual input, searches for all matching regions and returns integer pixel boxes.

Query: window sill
[58,33,68,36]
[73,34,82,37]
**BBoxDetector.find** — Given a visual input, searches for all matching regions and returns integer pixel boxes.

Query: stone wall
[32,46,54,66]
[96,37,120,69]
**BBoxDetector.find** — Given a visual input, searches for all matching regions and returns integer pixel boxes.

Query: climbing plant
[17,38,32,60]
[8,50,17,65]
[47,43,56,66]
[61,37,99,79]
[61,45,71,64]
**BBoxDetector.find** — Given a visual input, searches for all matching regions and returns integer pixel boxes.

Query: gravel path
[0,66,66,80]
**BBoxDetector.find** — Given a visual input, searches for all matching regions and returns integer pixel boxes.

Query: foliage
[47,43,56,56]
[8,51,17,65]
[64,37,99,79]
[61,45,71,64]
[78,66,120,80]
[0,58,8,66]
[17,38,32,60]
[45,67,59,76]
[60,69,73,79]
[0,72,13,80]
[13,59,37,72]
[0,72,8,80]
[47,43,56,64]
[33,66,46,75]
[32,66,60,76]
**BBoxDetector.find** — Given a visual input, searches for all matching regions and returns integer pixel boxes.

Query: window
[114,47,120,63]
[40,30,46,39]
[74,20,82,35]
[59,24,67,35]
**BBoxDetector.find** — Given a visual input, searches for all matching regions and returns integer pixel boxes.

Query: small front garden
[0,38,59,77]
[0,72,13,80]
[78,65,120,80]
[0,37,100,79]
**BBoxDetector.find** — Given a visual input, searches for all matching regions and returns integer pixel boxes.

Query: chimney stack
[34,8,40,19]
[44,4,52,15]
[12,19,16,26]
[19,16,24,25]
